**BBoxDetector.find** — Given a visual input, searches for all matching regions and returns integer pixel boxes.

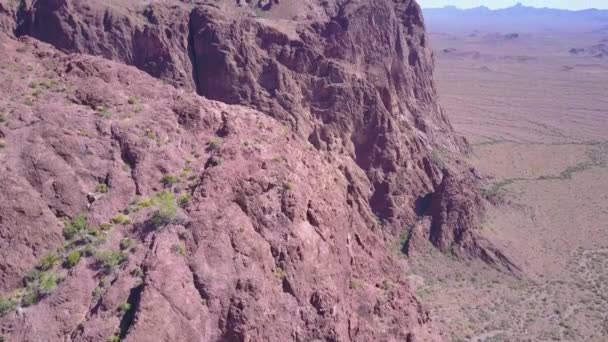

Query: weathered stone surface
[0,35,441,341]
[0,0,514,340]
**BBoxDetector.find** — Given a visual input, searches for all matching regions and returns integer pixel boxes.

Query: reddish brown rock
[0,35,442,341]
[0,0,516,340]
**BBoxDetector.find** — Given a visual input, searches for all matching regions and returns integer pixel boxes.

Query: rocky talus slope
[0,0,514,341]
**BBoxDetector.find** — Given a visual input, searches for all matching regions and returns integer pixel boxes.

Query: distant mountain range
[423,3,608,32]
[424,3,608,19]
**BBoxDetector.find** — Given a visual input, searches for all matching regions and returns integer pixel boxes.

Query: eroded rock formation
[0,0,511,340]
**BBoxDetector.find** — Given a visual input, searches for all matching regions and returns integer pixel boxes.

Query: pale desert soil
[412,30,608,341]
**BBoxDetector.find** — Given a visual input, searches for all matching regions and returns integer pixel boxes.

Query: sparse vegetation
[22,271,62,306]
[119,238,132,250]
[129,197,153,212]
[96,183,109,193]
[171,243,186,256]
[97,106,111,119]
[65,250,82,269]
[130,267,143,278]
[207,138,222,151]
[107,335,120,342]
[273,266,286,280]
[149,191,177,229]
[63,214,88,240]
[398,228,411,254]
[161,174,179,187]
[0,295,17,316]
[96,250,128,273]
[111,213,131,225]
[118,302,132,313]
[38,253,60,271]
[177,193,191,207]
[127,96,137,105]
[283,181,293,191]
[481,178,520,201]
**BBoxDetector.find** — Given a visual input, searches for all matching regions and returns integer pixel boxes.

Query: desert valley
[413,4,608,341]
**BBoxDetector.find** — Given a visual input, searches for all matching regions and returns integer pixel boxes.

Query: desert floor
[411,30,608,341]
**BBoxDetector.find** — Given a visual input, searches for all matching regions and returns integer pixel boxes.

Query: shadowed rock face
[0,0,507,341]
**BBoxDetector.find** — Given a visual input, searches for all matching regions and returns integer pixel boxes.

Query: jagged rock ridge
[0,0,515,340]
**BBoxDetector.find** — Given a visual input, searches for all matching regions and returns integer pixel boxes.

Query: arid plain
[411,17,608,342]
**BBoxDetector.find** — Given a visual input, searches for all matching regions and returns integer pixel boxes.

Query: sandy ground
[410,29,608,341]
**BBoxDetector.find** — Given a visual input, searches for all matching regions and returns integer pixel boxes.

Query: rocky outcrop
[13,0,195,89]
[0,0,515,340]
[10,0,470,230]
[0,34,442,341]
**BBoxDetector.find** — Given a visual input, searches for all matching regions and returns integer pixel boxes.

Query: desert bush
[119,238,132,250]
[64,214,88,240]
[97,106,111,119]
[96,183,109,193]
[398,228,411,254]
[149,191,177,228]
[273,267,286,280]
[0,295,17,316]
[112,213,131,225]
[129,197,153,212]
[22,271,61,306]
[171,243,186,256]
[107,335,120,342]
[118,302,132,313]
[38,253,60,271]
[207,138,222,151]
[127,96,137,105]
[177,193,191,207]
[161,174,179,187]
[96,251,128,273]
[65,250,82,269]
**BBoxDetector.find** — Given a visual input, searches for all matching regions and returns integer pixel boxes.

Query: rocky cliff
[0,0,511,340]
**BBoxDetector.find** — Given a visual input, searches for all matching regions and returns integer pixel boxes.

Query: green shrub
[130,197,153,212]
[107,335,120,342]
[171,243,186,256]
[99,223,113,231]
[398,228,411,254]
[97,106,111,119]
[119,238,132,250]
[38,253,60,271]
[65,250,82,269]
[127,96,137,105]
[207,138,222,151]
[149,191,177,228]
[111,213,131,225]
[22,271,61,306]
[64,214,88,240]
[96,251,127,273]
[161,174,179,187]
[118,302,132,313]
[0,295,17,316]
[283,181,293,191]
[273,267,286,280]
[130,267,143,278]
[177,193,191,207]
[96,183,109,193]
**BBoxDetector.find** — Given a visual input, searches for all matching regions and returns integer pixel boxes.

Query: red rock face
[0,0,512,341]
[14,0,468,227]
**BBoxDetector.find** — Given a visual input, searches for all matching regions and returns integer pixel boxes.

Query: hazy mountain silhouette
[423,3,608,33]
